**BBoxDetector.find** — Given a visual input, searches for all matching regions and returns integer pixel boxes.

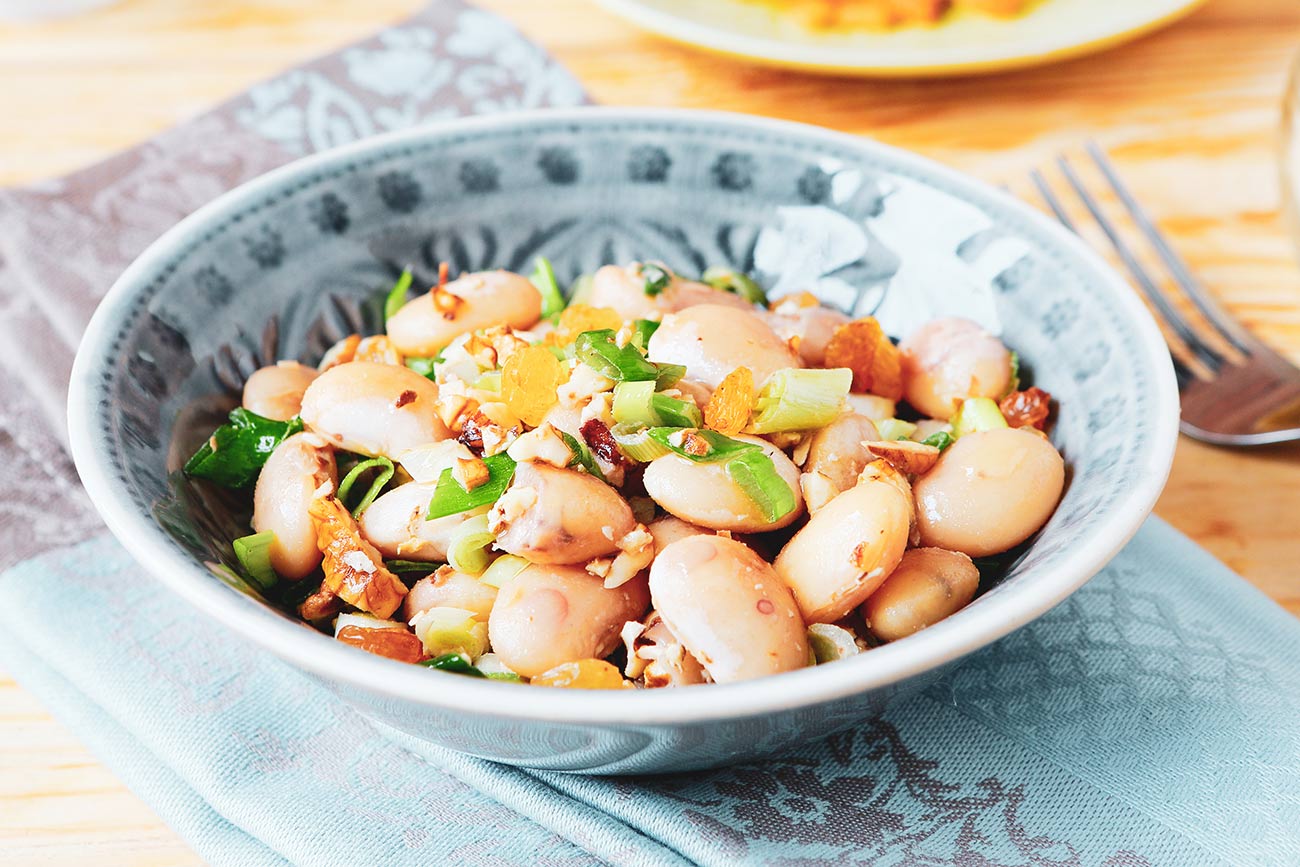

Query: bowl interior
[72,109,1176,722]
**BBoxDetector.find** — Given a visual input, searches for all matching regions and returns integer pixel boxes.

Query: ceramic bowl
[68,108,1179,774]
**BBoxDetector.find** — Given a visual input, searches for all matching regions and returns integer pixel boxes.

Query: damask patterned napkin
[2,3,1300,867]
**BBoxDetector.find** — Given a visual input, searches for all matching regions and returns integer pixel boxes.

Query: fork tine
[1054,155,1224,373]
[1084,142,1254,356]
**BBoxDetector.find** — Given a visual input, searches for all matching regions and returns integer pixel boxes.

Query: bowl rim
[68,106,1180,726]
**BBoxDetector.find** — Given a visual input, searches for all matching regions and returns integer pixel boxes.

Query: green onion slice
[530,256,566,319]
[951,397,1009,439]
[479,554,530,589]
[232,531,278,591]
[644,427,761,463]
[702,266,767,305]
[921,431,955,451]
[654,363,687,390]
[426,452,516,520]
[749,368,851,434]
[1004,351,1021,397]
[447,513,496,575]
[405,356,437,379]
[641,263,672,297]
[559,431,606,482]
[183,409,303,489]
[630,318,660,351]
[574,329,658,381]
[418,652,487,677]
[336,456,395,518]
[877,418,918,442]
[612,381,658,427]
[383,267,414,323]
[724,450,798,523]
[568,273,595,307]
[610,424,674,462]
[651,393,703,428]
[385,559,439,574]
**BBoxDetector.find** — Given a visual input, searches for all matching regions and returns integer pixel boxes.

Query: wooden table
[2,0,1298,862]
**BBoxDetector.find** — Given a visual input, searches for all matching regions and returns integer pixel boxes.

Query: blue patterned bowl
[68,108,1179,773]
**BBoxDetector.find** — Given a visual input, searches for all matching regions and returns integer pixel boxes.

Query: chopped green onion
[645,427,761,463]
[233,531,278,591]
[426,453,516,520]
[569,273,595,306]
[446,513,496,575]
[530,256,566,319]
[1004,351,1021,397]
[385,559,438,574]
[610,424,674,462]
[479,554,530,589]
[183,409,303,489]
[702,266,767,305]
[654,363,687,390]
[405,356,437,379]
[807,623,863,664]
[336,456,395,518]
[951,397,1009,438]
[612,381,658,427]
[418,652,487,677]
[641,263,672,297]
[486,672,524,682]
[725,450,798,523]
[383,267,414,322]
[921,431,956,451]
[877,418,918,442]
[652,393,703,428]
[559,431,606,482]
[411,607,489,659]
[630,319,660,351]
[473,370,502,393]
[749,368,851,434]
[476,653,524,681]
[574,329,659,381]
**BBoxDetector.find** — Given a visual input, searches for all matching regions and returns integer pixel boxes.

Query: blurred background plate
[593,0,1210,77]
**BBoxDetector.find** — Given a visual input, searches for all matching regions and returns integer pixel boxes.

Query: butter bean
[241,361,319,421]
[251,432,337,580]
[862,547,979,642]
[300,361,449,457]
[900,317,1012,420]
[490,462,636,564]
[386,270,542,356]
[646,304,801,391]
[643,436,803,533]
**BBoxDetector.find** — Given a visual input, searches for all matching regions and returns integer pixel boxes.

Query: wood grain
[2,0,1299,863]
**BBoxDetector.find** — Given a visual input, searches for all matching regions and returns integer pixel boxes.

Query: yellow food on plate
[757,0,1033,30]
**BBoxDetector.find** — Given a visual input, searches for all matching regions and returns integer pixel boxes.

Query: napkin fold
[3,3,1299,866]
[4,520,1300,866]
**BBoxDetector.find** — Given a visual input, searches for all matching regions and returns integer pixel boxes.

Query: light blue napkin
[2,517,1297,866]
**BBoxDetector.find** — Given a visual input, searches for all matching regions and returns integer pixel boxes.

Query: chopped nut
[432,284,465,318]
[585,557,613,579]
[435,393,475,432]
[318,334,362,370]
[353,335,403,366]
[309,494,407,618]
[451,456,490,491]
[506,422,574,468]
[769,291,821,313]
[481,326,531,368]
[670,428,712,457]
[864,439,941,475]
[791,433,813,467]
[557,362,615,408]
[799,470,839,514]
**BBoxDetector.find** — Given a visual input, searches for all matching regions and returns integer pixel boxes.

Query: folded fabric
[3,518,1298,866]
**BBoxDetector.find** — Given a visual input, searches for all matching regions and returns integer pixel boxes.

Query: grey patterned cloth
[0,0,586,569]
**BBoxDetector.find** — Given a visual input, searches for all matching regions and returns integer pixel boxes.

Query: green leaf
[336,456,395,517]
[653,363,687,390]
[651,393,703,428]
[183,409,303,488]
[702,266,767,305]
[644,427,761,463]
[418,652,487,677]
[725,450,798,523]
[921,431,955,451]
[1003,351,1021,398]
[559,431,606,482]
[233,531,278,591]
[384,559,440,573]
[641,263,671,297]
[383,267,414,323]
[426,453,516,520]
[530,256,566,318]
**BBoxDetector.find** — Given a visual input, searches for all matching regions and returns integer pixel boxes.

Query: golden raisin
[502,344,566,427]
[532,658,629,689]
[550,304,623,346]
[704,366,754,435]
[1000,387,1052,430]
[336,625,425,664]
[824,317,903,400]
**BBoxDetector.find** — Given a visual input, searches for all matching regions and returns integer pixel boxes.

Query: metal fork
[1030,142,1300,447]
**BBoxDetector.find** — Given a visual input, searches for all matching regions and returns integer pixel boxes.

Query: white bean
[488,564,649,677]
[588,263,751,321]
[913,427,1064,557]
[862,547,979,642]
[242,361,319,421]
[646,304,801,391]
[649,535,808,684]
[359,481,477,562]
[403,566,498,623]
[387,270,542,356]
[251,432,336,580]
[300,361,449,456]
[900,317,1013,420]
[643,436,803,532]
[491,462,636,564]
[773,474,912,623]
[802,412,881,493]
